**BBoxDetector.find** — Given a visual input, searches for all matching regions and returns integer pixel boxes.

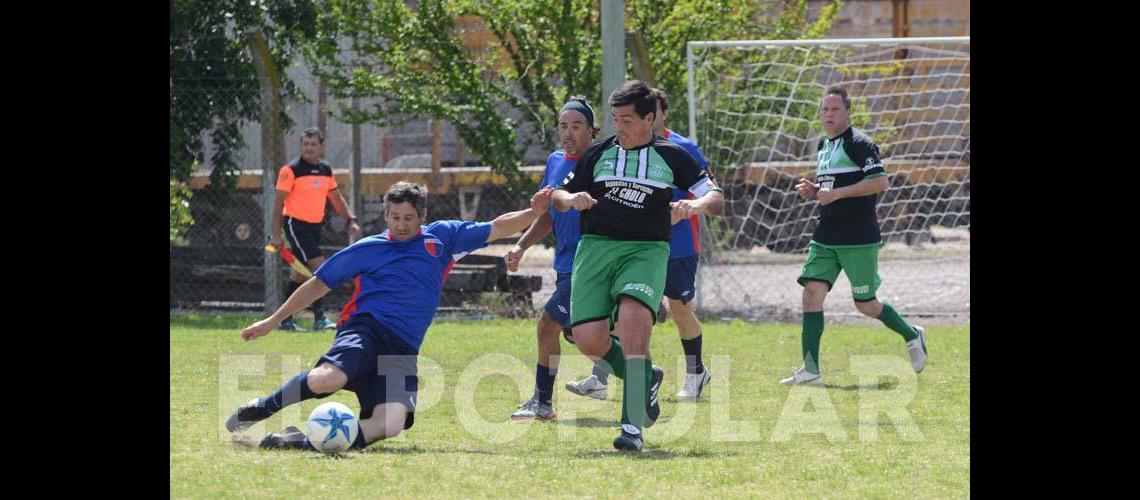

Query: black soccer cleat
[643,365,664,428]
[613,425,644,452]
[258,426,310,450]
[225,398,270,433]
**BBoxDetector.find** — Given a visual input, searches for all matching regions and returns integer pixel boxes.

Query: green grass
[171,314,969,497]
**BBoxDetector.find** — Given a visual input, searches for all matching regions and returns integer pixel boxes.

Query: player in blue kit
[507,96,598,421]
[225,181,554,451]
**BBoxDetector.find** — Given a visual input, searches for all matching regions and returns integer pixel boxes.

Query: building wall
[812,0,969,38]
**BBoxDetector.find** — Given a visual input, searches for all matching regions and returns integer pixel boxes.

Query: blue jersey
[315,220,492,351]
[541,150,582,274]
[664,129,709,259]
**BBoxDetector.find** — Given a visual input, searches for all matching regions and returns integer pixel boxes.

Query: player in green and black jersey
[781,86,928,386]
[553,80,724,451]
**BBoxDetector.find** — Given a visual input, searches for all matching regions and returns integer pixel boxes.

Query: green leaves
[170,179,195,244]
[170,0,315,185]
[171,0,841,201]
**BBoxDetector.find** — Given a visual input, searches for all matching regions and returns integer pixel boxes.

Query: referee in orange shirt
[269,127,362,331]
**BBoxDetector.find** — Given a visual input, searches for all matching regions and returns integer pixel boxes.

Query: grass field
[170,314,969,497]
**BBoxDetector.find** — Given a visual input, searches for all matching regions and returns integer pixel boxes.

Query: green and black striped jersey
[813,126,887,246]
[558,134,718,241]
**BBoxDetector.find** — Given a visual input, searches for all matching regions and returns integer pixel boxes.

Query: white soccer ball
[305,402,359,453]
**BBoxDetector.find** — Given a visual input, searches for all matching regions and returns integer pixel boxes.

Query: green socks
[620,357,652,429]
[595,338,652,430]
[802,311,824,374]
[878,302,918,342]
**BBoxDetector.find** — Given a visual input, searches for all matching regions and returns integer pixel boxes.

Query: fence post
[600,0,624,138]
[351,94,362,224]
[246,29,284,314]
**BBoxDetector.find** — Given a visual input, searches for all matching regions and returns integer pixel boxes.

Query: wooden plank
[728,160,969,185]
[189,166,547,193]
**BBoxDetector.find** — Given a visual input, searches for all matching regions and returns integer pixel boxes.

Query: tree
[171,0,842,213]
[305,0,536,192]
[451,0,602,155]
[628,0,841,138]
[169,0,319,241]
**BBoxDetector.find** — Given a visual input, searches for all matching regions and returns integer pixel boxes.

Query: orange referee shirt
[276,158,338,223]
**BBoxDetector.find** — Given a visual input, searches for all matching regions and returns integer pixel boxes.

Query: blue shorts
[543,272,573,330]
[317,314,418,430]
[664,255,699,304]
[546,272,607,344]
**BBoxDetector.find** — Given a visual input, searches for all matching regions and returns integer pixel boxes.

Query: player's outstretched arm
[486,188,553,242]
[241,278,333,341]
[695,189,725,216]
[506,210,553,272]
[552,189,597,212]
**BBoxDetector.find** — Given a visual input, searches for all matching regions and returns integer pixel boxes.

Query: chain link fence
[171,42,968,324]
[170,74,544,316]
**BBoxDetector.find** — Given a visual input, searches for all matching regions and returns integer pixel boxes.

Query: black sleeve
[845,135,885,176]
[658,143,710,193]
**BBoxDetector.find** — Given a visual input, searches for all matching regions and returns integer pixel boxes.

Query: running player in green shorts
[553,80,724,451]
[781,86,928,386]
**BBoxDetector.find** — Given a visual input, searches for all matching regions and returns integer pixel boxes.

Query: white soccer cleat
[779,367,823,386]
[676,367,712,400]
[906,325,928,373]
[565,374,607,400]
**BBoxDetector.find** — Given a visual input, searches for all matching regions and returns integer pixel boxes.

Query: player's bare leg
[357,402,409,444]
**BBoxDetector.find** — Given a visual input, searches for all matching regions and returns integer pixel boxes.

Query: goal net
[686,37,970,320]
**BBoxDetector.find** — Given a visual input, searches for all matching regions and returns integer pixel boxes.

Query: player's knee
[572,329,610,357]
[617,296,652,324]
[802,283,827,308]
[854,299,881,317]
[670,299,696,320]
[805,283,827,298]
[359,408,406,442]
[307,365,347,394]
[537,313,562,340]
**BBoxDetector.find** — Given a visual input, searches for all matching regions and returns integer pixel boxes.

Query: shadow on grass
[361,444,500,456]
[228,440,499,458]
[822,380,898,391]
[575,448,740,460]
[557,417,616,428]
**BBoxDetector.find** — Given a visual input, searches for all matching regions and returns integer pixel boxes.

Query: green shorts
[797,241,883,302]
[569,235,669,326]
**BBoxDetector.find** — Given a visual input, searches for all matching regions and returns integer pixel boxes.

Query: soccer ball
[305,402,359,453]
